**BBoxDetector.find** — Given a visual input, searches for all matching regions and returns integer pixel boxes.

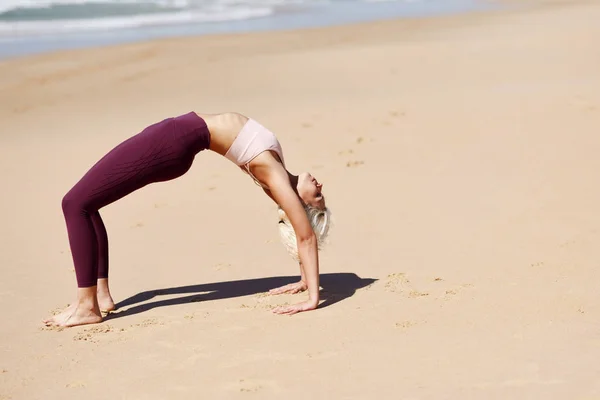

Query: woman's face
[297,172,325,210]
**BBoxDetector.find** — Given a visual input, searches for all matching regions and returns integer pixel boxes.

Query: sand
[1,0,600,398]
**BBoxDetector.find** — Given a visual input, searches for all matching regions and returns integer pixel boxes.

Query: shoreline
[0,0,580,64]
[0,0,495,61]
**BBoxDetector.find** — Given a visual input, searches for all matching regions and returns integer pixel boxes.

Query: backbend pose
[44,111,331,328]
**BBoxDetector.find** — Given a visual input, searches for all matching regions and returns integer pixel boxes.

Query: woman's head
[277,205,332,261]
[277,171,331,260]
[296,172,325,210]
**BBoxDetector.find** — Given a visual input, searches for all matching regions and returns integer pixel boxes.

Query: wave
[0,0,288,37]
[0,0,417,38]
[0,6,275,36]
[0,0,191,15]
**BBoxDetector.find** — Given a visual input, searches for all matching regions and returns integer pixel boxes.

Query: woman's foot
[44,304,102,327]
[97,278,116,313]
[98,293,115,313]
[43,303,76,326]
[44,303,102,327]
[43,287,103,328]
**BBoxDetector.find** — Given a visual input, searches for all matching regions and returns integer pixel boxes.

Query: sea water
[0,0,492,59]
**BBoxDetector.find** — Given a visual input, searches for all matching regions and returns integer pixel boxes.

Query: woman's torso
[196,112,249,156]
[195,111,285,187]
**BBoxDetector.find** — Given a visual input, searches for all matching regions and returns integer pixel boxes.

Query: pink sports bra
[224,118,285,188]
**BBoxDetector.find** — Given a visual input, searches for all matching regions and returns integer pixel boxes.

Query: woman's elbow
[297,231,317,246]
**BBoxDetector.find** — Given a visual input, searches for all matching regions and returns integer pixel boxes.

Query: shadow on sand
[106,273,376,321]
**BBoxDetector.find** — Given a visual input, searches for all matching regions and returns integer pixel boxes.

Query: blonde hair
[277,206,332,261]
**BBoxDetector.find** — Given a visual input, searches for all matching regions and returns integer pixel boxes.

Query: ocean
[0,0,492,59]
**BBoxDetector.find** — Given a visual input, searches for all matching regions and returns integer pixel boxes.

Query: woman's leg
[91,211,115,312]
[45,116,205,327]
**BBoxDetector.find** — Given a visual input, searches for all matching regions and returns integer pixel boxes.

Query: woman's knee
[62,191,75,214]
[62,190,87,215]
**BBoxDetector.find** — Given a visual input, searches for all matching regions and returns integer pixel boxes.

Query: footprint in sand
[346,160,365,168]
[231,378,280,394]
[395,320,423,331]
[40,325,65,332]
[374,272,474,301]
[342,139,366,167]
[73,325,116,343]
[338,136,371,166]
[240,385,262,392]
[384,273,470,299]
[384,273,411,293]
[132,318,163,328]
[240,293,288,311]
[438,282,474,300]
[408,290,429,298]
[184,311,210,320]
[530,261,544,267]
[65,381,86,389]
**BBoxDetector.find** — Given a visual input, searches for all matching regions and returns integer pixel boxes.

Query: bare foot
[43,303,76,326]
[62,305,103,327]
[97,291,115,313]
[44,304,102,328]
[97,278,116,313]
[43,287,104,328]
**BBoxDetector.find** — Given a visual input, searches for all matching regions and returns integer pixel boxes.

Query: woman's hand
[272,300,318,315]
[269,281,308,295]
[269,280,319,315]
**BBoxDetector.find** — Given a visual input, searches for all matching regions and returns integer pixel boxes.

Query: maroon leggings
[61,112,210,288]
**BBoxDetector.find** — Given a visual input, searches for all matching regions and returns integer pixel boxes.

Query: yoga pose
[44,111,331,328]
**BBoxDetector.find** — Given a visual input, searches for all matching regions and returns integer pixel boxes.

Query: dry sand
[1,0,600,398]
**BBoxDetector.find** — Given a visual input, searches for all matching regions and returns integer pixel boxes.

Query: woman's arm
[261,166,321,315]
[263,187,309,295]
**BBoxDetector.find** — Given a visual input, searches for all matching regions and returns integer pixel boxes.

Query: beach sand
[1,0,600,398]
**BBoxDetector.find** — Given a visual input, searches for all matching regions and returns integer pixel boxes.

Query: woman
[44,111,331,328]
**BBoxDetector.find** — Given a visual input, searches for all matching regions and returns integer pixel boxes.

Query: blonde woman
[44,111,331,328]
